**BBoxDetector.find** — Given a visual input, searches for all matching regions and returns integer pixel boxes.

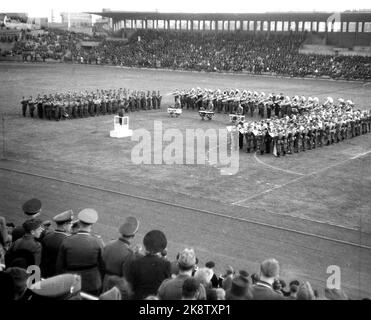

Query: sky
[1,0,370,20]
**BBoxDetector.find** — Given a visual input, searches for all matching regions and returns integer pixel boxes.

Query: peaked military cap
[118,216,139,237]
[53,210,73,224]
[30,274,81,299]
[78,208,98,224]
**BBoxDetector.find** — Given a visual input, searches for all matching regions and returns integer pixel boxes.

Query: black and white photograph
[0,0,370,307]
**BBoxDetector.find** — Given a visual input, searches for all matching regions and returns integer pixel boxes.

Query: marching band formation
[20,86,370,158]
[20,89,162,120]
[172,88,371,157]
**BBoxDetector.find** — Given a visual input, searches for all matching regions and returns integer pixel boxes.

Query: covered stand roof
[88,11,371,22]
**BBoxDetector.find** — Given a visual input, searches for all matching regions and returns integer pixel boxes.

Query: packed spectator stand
[1,28,371,80]
[0,202,363,300]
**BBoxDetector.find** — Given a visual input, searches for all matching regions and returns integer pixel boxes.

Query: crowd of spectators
[0,199,365,300]
[0,29,102,61]
[1,28,370,80]
[72,30,371,81]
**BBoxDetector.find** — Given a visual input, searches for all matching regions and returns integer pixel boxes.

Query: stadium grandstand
[0,10,370,79]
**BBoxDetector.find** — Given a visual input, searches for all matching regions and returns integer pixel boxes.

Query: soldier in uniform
[216,90,223,113]
[245,126,254,153]
[129,94,135,112]
[76,99,82,118]
[317,125,323,147]
[141,92,147,110]
[83,98,89,117]
[287,130,293,154]
[65,98,72,119]
[40,210,73,278]
[111,96,118,114]
[21,96,28,117]
[54,98,61,121]
[56,208,105,296]
[265,129,272,154]
[306,126,312,150]
[152,90,158,109]
[88,97,95,116]
[36,95,44,119]
[101,97,107,115]
[335,122,341,143]
[146,91,153,110]
[71,99,78,118]
[282,130,288,155]
[248,96,255,118]
[28,96,36,118]
[236,103,243,115]
[221,91,228,114]
[255,130,262,154]
[301,127,307,151]
[294,128,300,153]
[102,217,139,291]
[330,122,336,144]
[258,99,265,119]
[156,91,162,109]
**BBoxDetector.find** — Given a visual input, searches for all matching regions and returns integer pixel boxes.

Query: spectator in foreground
[12,198,43,242]
[158,248,206,300]
[4,267,29,300]
[101,275,133,300]
[181,277,201,300]
[6,218,43,267]
[324,287,349,300]
[126,230,171,299]
[221,265,235,291]
[225,274,253,300]
[205,261,220,288]
[250,258,285,300]
[297,281,316,300]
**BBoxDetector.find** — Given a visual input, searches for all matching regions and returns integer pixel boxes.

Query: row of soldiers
[236,104,371,157]
[173,88,356,119]
[20,89,162,120]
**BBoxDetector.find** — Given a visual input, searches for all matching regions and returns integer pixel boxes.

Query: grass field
[1,62,371,298]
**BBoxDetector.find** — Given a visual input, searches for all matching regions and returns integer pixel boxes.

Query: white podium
[110,116,133,138]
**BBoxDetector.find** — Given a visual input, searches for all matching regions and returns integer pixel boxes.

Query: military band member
[245,128,254,153]
[156,91,162,108]
[146,91,153,110]
[294,129,300,153]
[28,96,36,118]
[21,96,28,117]
[236,103,243,115]
[101,98,107,115]
[248,98,255,117]
[287,131,293,154]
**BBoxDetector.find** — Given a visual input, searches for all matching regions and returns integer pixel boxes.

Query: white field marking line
[232,149,371,205]
[253,152,306,176]
[232,202,360,231]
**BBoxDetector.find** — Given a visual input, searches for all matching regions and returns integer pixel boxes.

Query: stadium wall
[325,32,371,47]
